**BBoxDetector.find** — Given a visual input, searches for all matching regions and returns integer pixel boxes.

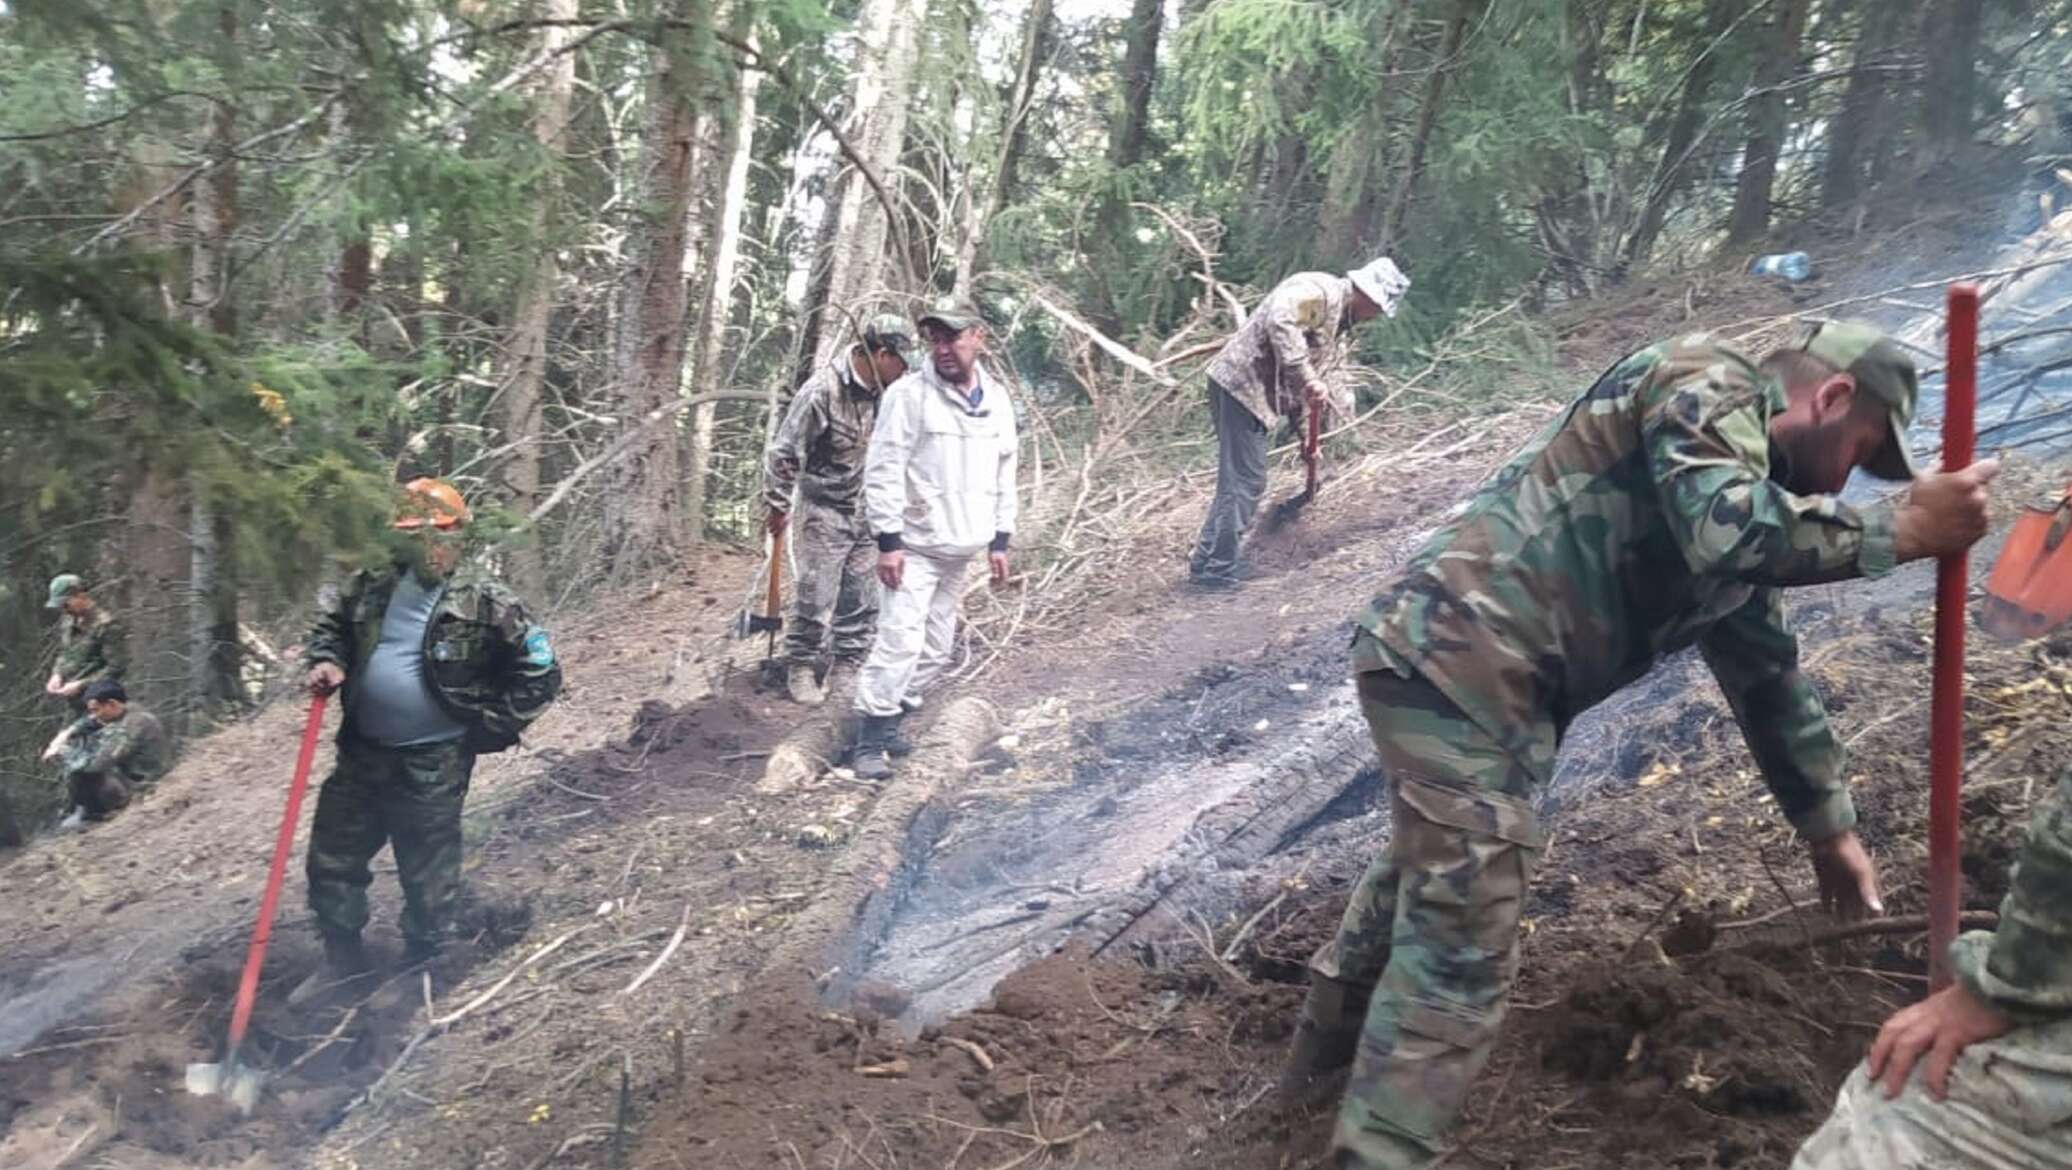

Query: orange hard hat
[393,477,470,530]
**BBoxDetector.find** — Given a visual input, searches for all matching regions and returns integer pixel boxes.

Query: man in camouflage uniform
[293,478,561,1004]
[1790,761,2072,1169]
[1292,322,2002,1168]
[1191,258,1410,588]
[43,573,126,711]
[764,313,914,705]
[41,678,168,827]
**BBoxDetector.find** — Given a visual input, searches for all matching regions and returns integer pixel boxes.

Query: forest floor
[3,161,2067,1170]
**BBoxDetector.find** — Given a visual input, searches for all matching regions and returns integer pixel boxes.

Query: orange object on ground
[1981,485,2072,640]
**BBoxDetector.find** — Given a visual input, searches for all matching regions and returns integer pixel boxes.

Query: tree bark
[1922,0,1981,154]
[955,0,1055,299]
[605,11,704,571]
[1725,0,1812,247]
[500,0,580,595]
[1319,0,1411,260]
[1381,3,1477,253]
[686,10,763,542]
[1108,0,1162,170]
[1821,0,1903,207]
[1624,0,1737,267]
[814,0,925,366]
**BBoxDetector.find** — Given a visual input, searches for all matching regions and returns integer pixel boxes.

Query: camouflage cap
[1802,319,1919,481]
[860,313,914,356]
[916,300,987,334]
[46,573,85,609]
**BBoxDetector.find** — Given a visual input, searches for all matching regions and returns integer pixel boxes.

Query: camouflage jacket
[55,610,126,687]
[1952,766,2072,1022]
[303,561,561,753]
[62,707,168,784]
[1354,335,1899,841]
[764,352,882,514]
[1204,272,1358,428]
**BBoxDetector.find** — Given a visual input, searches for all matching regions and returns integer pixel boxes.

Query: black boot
[851,714,899,781]
[1278,974,1372,1101]
[884,711,914,758]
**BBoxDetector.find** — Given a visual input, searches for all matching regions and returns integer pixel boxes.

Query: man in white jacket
[852,302,1018,779]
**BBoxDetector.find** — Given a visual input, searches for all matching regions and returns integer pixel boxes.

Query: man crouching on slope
[1286,322,2000,1168]
[292,478,562,1005]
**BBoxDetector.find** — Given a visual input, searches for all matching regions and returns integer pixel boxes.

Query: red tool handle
[225,692,329,1052]
[1303,398,1322,496]
[766,527,786,620]
[1929,284,1980,990]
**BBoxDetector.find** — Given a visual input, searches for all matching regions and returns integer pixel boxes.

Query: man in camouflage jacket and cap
[43,573,126,711]
[1788,754,2072,1168]
[42,678,167,827]
[764,313,914,705]
[293,478,561,1003]
[1293,322,2002,1168]
[1192,257,1410,588]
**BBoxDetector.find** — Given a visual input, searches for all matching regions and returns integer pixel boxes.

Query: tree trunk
[605,14,704,572]
[500,0,579,595]
[1319,0,1411,260]
[1821,0,1903,207]
[1381,3,1477,253]
[1625,0,1737,267]
[1725,0,1812,247]
[955,0,1054,299]
[1922,0,1981,154]
[1108,0,1162,170]
[184,4,242,716]
[815,0,925,366]
[686,13,762,543]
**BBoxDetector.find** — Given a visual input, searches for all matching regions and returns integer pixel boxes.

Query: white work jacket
[864,361,1019,558]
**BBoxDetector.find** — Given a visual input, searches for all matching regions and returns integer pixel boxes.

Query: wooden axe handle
[765,528,785,619]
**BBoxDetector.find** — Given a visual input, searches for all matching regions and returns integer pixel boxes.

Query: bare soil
[4,180,2063,1170]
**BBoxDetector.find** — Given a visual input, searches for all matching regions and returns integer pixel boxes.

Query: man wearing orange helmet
[291,478,562,1004]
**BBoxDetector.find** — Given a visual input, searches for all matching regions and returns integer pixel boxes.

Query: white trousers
[854,549,972,717]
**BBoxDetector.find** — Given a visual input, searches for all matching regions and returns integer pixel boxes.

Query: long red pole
[1929,284,1979,990]
[225,693,329,1054]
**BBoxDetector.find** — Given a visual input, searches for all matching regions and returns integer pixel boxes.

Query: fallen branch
[1798,911,1999,948]
[431,926,588,1029]
[943,1035,996,1073]
[1219,891,1287,963]
[1027,292,1174,386]
[620,903,690,996]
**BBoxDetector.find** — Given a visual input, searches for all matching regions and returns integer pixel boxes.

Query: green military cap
[1802,319,1919,481]
[861,313,914,355]
[916,300,987,334]
[46,573,85,609]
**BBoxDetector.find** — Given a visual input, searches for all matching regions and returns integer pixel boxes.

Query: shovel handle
[1929,283,1980,990]
[1303,397,1322,496]
[225,692,329,1053]
[765,527,785,621]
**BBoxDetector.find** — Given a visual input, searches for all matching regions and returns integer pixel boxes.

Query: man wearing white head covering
[1192,257,1409,588]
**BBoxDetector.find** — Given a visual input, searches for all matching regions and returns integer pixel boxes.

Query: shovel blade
[1260,488,1316,534]
[1982,501,2072,640]
[186,1057,265,1114]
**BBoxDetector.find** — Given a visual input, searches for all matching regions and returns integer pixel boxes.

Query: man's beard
[933,354,966,381]
[1768,435,1846,496]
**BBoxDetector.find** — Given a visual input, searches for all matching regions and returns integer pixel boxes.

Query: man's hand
[308,662,346,695]
[1893,460,1999,562]
[989,550,1010,586]
[877,550,906,590]
[1867,983,2012,1101]
[766,510,788,538]
[45,671,64,697]
[40,729,69,763]
[58,679,85,699]
[1809,830,1884,921]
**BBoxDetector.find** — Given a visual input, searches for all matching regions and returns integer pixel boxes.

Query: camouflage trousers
[64,769,130,819]
[1313,665,1547,1169]
[306,732,475,952]
[786,501,879,667]
[1791,1017,2072,1170]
